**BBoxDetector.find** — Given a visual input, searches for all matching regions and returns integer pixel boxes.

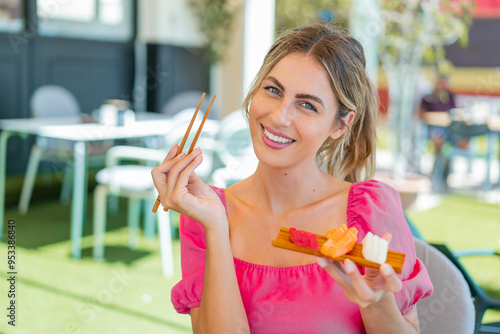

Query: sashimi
[324,224,348,241]
[361,232,391,264]
[320,227,358,258]
[289,227,319,250]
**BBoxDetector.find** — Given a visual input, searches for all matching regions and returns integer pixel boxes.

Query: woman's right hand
[151,144,227,230]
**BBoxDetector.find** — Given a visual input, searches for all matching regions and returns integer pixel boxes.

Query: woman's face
[248,52,342,170]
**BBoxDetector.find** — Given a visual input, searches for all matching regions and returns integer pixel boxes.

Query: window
[0,0,23,33]
[37,0,133,41]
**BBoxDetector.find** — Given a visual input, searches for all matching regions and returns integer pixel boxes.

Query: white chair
[414,238,475,333]
[93,145,174,278]
[18,85,109,213]
[92,107,219,278]
[163,108,219,180]
[211,109,257,188]
[162,90,219,120]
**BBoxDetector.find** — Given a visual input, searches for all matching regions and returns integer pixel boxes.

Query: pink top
[171,180,434,333]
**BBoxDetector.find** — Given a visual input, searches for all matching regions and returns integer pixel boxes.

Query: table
[421,112,500,132]
[0,113,173,258]
[420,112,453,128]
[421,112,500,191]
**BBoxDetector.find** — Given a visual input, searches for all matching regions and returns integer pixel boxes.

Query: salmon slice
[324,224,348,241]
[320,227,359,258]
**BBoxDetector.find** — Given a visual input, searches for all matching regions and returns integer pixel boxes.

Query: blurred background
[0,0,499,333]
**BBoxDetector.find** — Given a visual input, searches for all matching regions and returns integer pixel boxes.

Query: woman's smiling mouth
[261,125,295,148]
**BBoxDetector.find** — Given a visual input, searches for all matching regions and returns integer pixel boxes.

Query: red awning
[472,0,500,18]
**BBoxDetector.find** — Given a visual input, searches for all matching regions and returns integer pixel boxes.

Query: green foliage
[275,0,350,33]
[190,0,474,70]
[379,0,475,76]
[275,0,474,76]
[187,0,242,63]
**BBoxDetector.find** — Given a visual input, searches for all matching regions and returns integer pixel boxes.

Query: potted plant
[187,0,241,64]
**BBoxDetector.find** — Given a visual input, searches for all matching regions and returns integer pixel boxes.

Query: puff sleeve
[170,186,226,314]
[347,179,434,314]
[170,213,207,314]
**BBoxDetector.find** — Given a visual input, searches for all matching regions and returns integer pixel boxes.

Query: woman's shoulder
[348,179,400,204]
[347,179,406,234]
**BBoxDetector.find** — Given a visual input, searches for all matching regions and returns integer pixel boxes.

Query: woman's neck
[244,160,341,216]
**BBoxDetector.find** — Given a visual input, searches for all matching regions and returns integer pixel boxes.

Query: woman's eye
[300,101,317,112]
[265,86,281,96]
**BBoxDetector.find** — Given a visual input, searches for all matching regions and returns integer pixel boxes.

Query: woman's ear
[330,111,355,139]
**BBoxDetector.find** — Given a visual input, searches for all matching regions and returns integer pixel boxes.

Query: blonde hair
[243,23,378,182]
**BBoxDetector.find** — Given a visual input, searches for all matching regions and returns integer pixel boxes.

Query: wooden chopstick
[152,93,216,213]
[160,94,216,212]
[176,92,206,155]
[187,95,216,154]
[151,93,205,213]
[272,228,405,273]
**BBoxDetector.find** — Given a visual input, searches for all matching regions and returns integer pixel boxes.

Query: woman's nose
[270,102,293,127]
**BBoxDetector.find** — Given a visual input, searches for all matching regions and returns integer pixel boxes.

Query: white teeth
[264,128,293,144]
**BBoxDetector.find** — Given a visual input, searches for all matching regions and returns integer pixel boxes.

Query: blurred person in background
[419,75,469,189]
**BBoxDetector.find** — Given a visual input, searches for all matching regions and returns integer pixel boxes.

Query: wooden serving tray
[272,228,405,274]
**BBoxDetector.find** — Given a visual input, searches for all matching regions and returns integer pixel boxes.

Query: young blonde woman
[152,23,433,334]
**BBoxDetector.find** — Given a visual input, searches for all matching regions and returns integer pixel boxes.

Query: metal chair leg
[158,209,174,278]
[18,144,42,214]
[59,166,73,204]
[143,198,156,239]
[128,197,140,250]
[93,184,108,259]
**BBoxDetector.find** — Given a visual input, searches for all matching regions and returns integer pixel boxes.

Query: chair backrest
[164,108,213,149]
[163,108,219,179]
[210,109,257,187]
[413,238,475,334]
[96,145,166,194]
[215,109,255,167]
[30,85,81,118]
[162,90,218,120]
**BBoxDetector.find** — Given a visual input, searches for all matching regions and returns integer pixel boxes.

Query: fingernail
[317,257,327,267]
[193,146,202,154]
[344,259,355,273]
[381,264,392,275]
[178,152,186,158]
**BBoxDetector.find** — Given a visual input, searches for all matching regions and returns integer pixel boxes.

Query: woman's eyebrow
[265,76,285,92]
[296,93,325,108]
[265,75,325,108]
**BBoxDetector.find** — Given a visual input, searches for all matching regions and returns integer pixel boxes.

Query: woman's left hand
[317,254,402,309]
